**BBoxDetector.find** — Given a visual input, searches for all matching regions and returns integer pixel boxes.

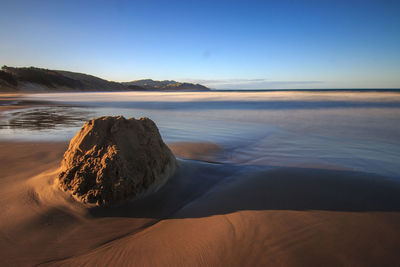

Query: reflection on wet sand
[0,106,93,131]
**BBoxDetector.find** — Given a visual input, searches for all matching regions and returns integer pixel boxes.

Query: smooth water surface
[1,91,400,177]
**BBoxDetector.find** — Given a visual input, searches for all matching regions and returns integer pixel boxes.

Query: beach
[1,91,400,266]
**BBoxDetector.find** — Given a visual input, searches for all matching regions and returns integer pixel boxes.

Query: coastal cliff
[123,79,209,91]
[0,66,209,92]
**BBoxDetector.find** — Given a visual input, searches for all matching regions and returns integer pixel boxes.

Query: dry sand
[1,141,400,266]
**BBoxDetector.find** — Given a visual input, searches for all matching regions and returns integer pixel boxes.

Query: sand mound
[58,116,177,206]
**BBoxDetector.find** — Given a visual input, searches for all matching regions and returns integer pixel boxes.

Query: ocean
[1,90,400,177]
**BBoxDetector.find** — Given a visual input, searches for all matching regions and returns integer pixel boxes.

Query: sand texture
[0,142,400,266]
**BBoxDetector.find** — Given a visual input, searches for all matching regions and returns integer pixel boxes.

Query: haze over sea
[1,90,399,177]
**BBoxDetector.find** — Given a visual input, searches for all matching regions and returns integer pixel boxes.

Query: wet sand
[1,142,400,266]
[0,94,25,111]
[0,93,54,111]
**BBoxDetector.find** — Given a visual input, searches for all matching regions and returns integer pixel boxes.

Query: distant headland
[0,66,210,92]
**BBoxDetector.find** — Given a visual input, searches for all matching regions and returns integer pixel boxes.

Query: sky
[0,0,399,89]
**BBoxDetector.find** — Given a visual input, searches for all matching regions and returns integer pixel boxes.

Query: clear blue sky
[1,0,399,89]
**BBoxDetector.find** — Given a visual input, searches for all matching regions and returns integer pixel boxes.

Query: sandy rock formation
[58,116,177,206]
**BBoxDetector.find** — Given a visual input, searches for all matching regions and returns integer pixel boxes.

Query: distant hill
[0,66,209,92]
[123,79,209,91]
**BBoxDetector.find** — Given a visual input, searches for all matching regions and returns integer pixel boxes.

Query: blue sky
[0,0,399,89]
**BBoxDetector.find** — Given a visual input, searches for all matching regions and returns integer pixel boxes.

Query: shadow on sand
[88,160,400,220]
